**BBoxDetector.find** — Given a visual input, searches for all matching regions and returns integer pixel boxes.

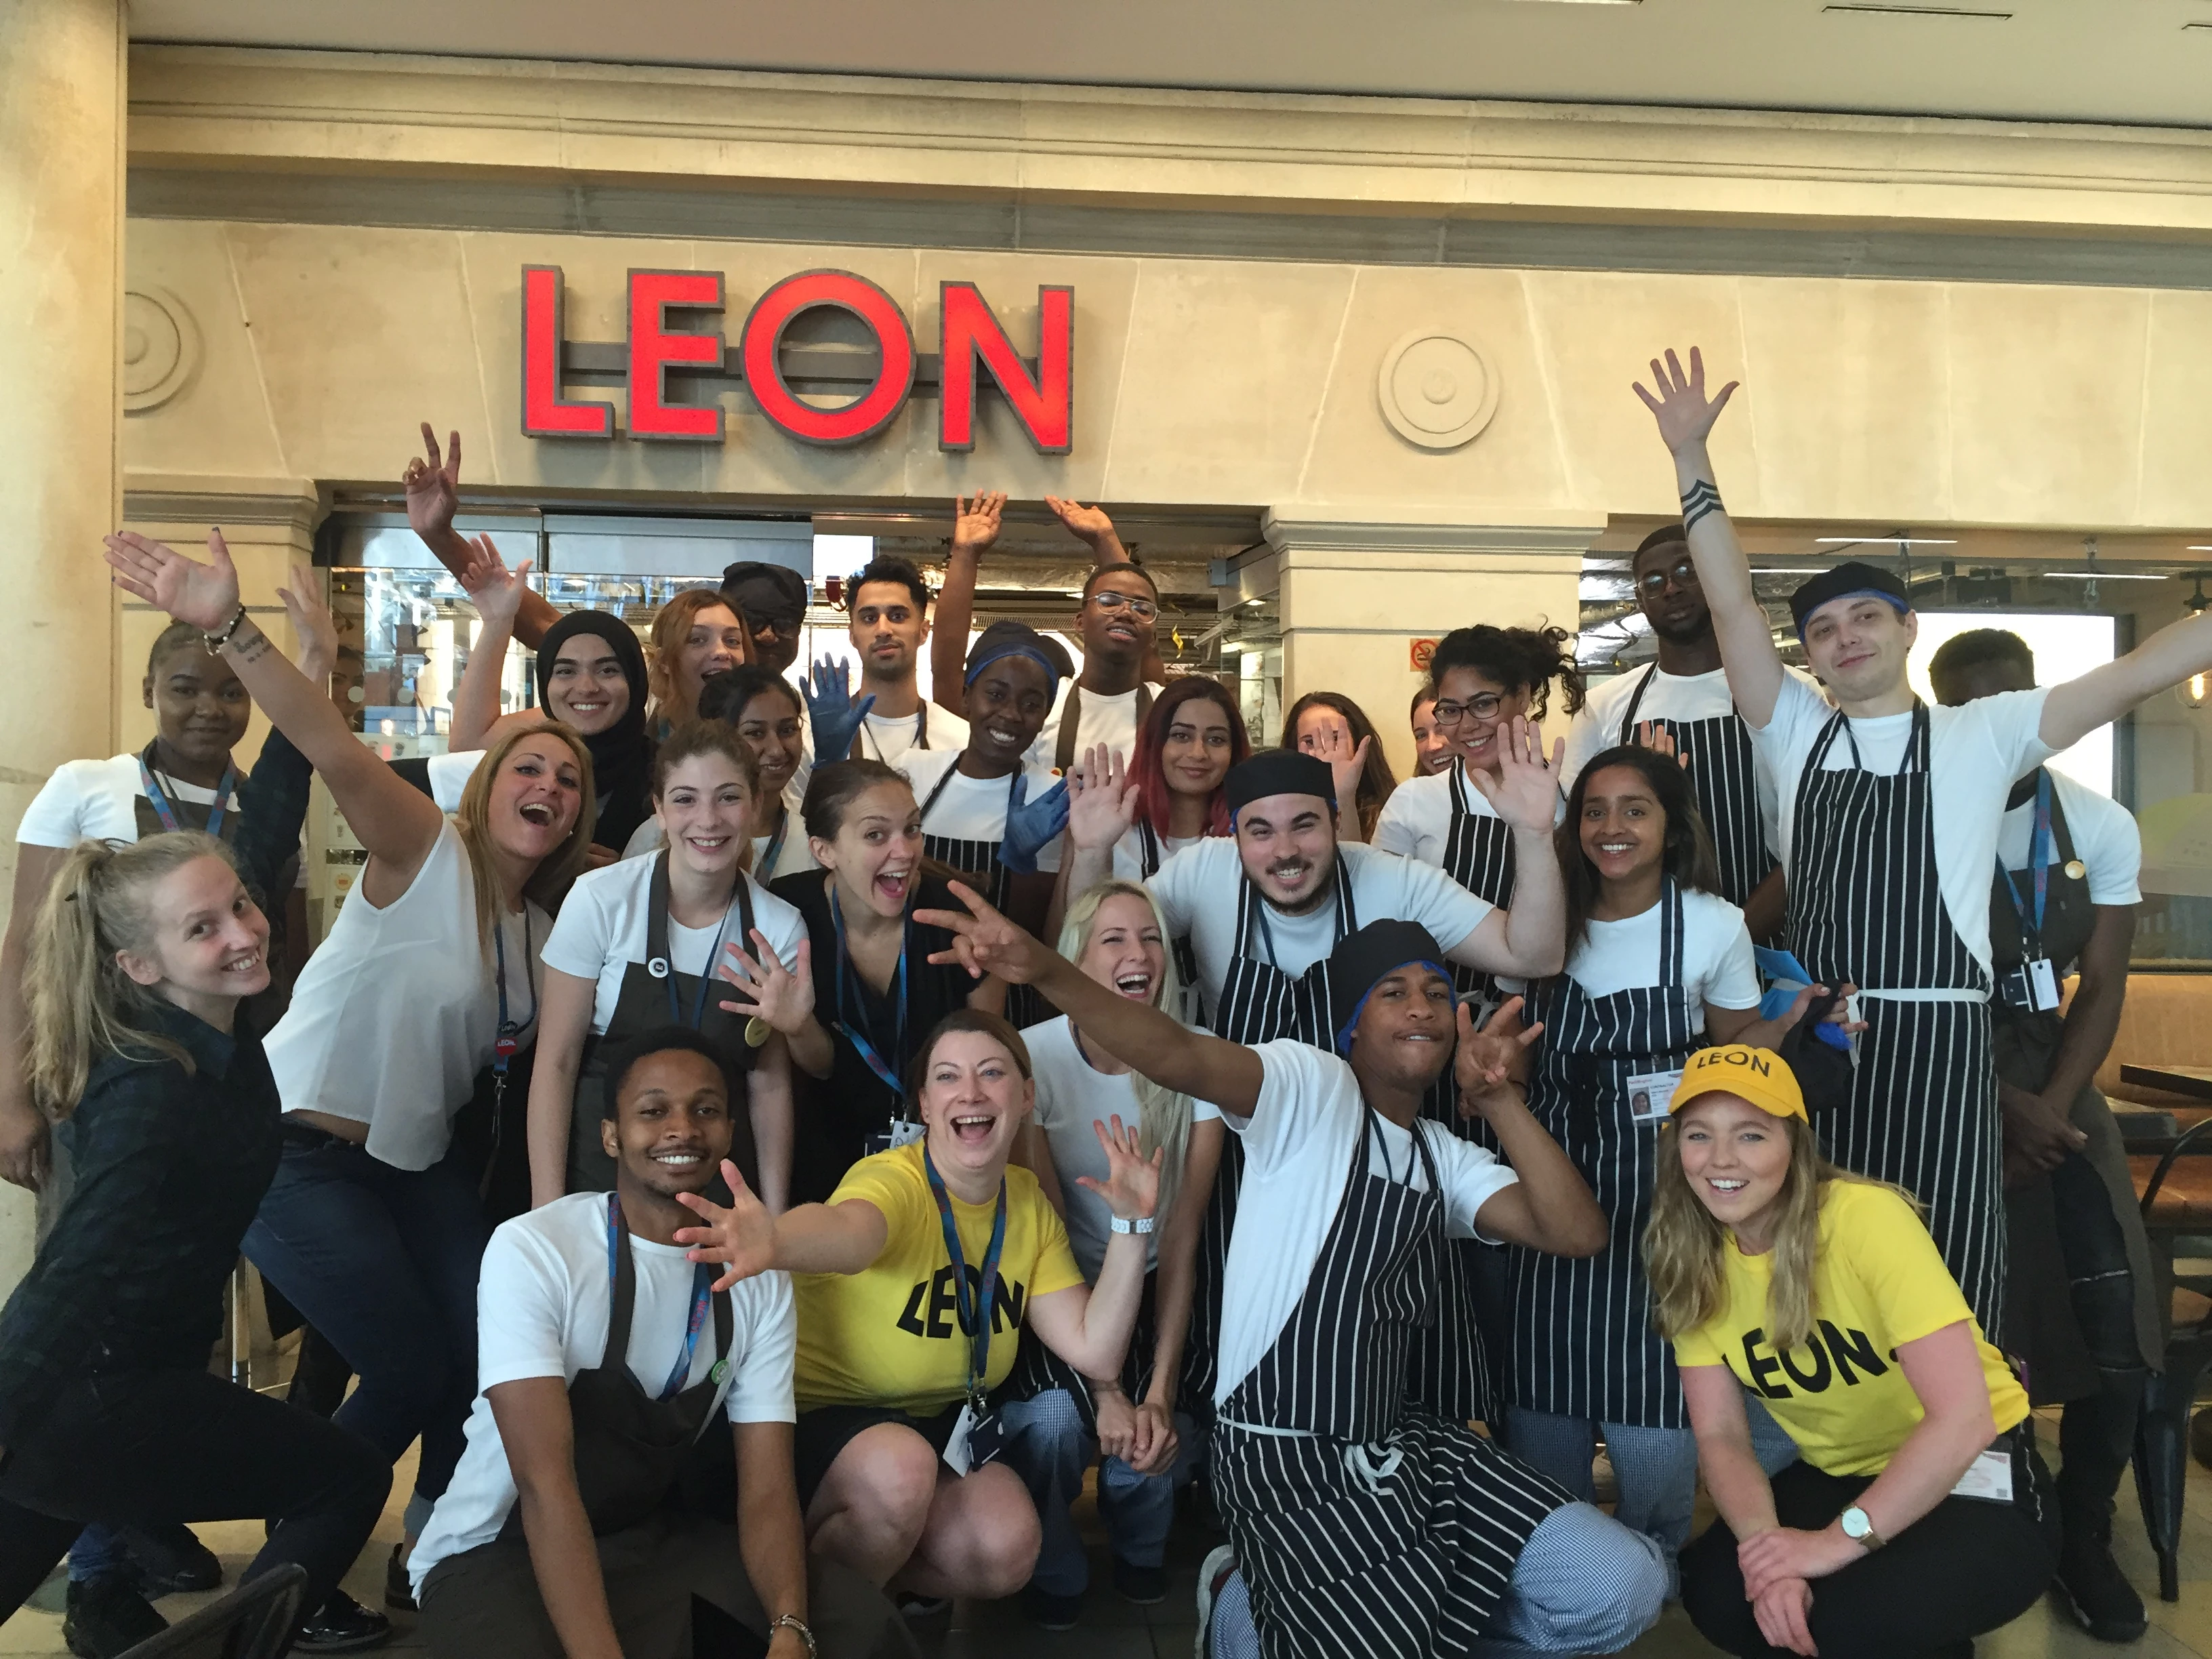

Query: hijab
[537,611,654,852]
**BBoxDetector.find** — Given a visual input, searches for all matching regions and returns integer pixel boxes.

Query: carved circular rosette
[1376,329,1498,451]
[123,288,201,413]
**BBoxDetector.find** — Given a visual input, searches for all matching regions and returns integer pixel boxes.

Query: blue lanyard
[669,890,743,1030]
[1998,770,2054,941]
[831,887,909,1093]
[605,1193,714,1401]
[491,907,537,1073]
[758,811,790,882]
[138,750,237,838]
[921,1149,1008,1401]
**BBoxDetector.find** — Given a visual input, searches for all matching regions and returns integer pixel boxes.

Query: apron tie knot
[1345,1437,1404,1495]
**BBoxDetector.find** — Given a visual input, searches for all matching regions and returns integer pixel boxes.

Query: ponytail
[1428,623,1586,719]
[26,833,230,1116]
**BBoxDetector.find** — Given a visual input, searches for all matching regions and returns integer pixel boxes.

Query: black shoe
[1112,1557,1166,1605]
[2055,1528,2149,1643]
[119,1522,222,1597]
[63,1576,167,1659]
[292,1589,393,1654]
[1021,1584,1083,1631]
[383,1543,417,1613]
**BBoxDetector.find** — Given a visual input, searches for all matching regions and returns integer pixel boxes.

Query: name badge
[1950,1446,2015,1503]
[942,1401,1004,1476]
[1626,1068,1684,1125]
[2027,958,2062,1012]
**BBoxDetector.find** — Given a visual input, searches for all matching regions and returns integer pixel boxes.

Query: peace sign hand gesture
[1633,346,1739,457]
[1455,997,1544,1104]
[1078,1113,1163,1226]
[104,529,242,633]
[719,930,815,1034]
[915,880,1045,984]
[403,424,463,541]
[673,1160,780,1292]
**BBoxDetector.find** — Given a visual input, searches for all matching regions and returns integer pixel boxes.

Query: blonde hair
[1058,879,1197,1219]
[648,590,749,731]
[454,722,597,954]
[26,833,237,1116]
[1644,1104,1916,1353]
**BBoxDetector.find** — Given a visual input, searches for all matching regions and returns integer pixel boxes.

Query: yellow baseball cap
[1669,1044,1807,1124]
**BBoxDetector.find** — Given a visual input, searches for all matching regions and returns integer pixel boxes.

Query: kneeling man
[409,1028,900,1659]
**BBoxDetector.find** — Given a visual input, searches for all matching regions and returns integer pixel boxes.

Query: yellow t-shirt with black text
[793,1142,1085,1416]
[1671,1180,2028,1476]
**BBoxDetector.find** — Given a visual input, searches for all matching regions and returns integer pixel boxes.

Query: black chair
[117,1563,306,1659]
[2131,1115,2212,1600]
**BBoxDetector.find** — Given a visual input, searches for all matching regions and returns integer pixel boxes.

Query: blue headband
[965,643,1063,699]
[1332,958,1452,1056]
[1793,588,1910,642]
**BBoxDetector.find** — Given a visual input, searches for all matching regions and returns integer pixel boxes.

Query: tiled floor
[7,1418,2212,1659]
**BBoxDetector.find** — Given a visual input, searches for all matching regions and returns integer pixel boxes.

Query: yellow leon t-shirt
[1671,1180,2028,1477]
[793,1142,1086,1416]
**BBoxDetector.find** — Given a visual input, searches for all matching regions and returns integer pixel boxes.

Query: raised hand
[104,529,241,632]
[719,931,815,1032]
[1633,346,1739,457]
[1299,716,1373,813]
[457,535,533,630]
[1456,998,1543,1103]
[952,491,1006,559]
[1077,1112,1163,1225]
[278,561,341,689]
[1000,773,1070,874]
[1465,716,1563,835]
[403,423,463,541]
[804,655,874,762]
[672,1158,780,1292]
[1631,720,1689,771]
[1043,495,1117,549]
[1066,743,1139,852]
[916,880,1044,983]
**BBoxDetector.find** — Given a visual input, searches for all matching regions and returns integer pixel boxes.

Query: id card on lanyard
[1626,1067,1684,1125]
[834,888,921,1155]
[1996,771,2064,1014]
[483,909,539,1196]
[923,1149,1008,1475]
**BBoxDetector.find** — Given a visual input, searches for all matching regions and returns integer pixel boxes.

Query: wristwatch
[1109,1214,1156,1235]
[1838,1505,1884,1551]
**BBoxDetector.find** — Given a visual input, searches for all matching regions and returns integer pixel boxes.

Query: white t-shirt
[1215,1040,1519,1409]
[1023,1015,1223,1279]
[1025,681,1168,773]
[541,856,808,1035]
[427,749,485,814]
[788,697,968,813]
[409,1192,797,1593]
[1109,825,1204,882]
[1565,888,1761,1029]
[1147,840,1494,1021]
[1754,677,2055,977]
[1371,765,1565,868]
[17,752,243,847]
[895,747,1065,869]
[265,820,548,1171]
[1999,771,2142,908]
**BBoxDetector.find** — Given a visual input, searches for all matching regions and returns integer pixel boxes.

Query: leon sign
[520,266,1074,453]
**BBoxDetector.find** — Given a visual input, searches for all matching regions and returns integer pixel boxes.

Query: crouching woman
[1652,1045,2058,1659]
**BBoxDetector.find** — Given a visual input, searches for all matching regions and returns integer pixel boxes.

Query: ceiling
[132,0,2212,130]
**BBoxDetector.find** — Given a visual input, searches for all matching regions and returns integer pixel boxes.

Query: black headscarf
[1788,559,1910,639]
[537,611,654,852]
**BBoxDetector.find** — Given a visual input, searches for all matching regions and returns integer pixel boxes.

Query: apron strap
[1054,684,1084,774]
[645,850,675,975]
[1616,663,1660,745]
[603,1195,642,1369]
[916,757,961,825]
[1660,876,1685,987]
[1136,817,1160,878]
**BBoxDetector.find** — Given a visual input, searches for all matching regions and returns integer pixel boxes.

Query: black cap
[1788,560,1910,638]
[1224,750,1334,816]
[720,562,809,628]
[1327,920,1450,1054]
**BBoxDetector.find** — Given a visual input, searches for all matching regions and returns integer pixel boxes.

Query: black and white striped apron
[1134,819,1204,1023]
[1616,666,1774,909]
[1214,1106,1569,1658]
[1439,761,1517,1015]
[1511,879,1698,1428]
[915,761,1048,1027]
[1788,701,2003,1338]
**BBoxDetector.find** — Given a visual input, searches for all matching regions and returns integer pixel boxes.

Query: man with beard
[798,556,972,802]
[1563,525,1799,939]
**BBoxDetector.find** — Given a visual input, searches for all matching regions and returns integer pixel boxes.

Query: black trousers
[1681,1454,2059,1659]
[0,1368,390,1621]
[2047,1151,2146,1525]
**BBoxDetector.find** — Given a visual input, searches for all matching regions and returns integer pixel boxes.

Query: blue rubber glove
[1000,771,1071,875]
[805,655,875,764]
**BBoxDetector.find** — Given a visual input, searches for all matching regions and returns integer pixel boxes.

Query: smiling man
[408,1029,897,1659]
[1639,344,2212,1348]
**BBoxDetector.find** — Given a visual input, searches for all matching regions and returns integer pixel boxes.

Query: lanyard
[669,888,745,1030]
[605,1193,714,1402]
[922,1149,1008,1404]
[832,886,909,1093]
[138,749,237,838]
[491,907,537,1074]
[757,810,790,882]
[1998,769,2054,941]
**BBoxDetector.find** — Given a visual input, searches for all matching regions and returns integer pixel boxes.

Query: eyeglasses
[1090,590,1158,621]
[1432,693,1508,724]
[1635,559,1702,598]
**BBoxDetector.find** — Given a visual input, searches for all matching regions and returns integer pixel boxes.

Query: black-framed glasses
[1432,693,1507,724]
[1636,558,1701,598]
[1090,590,1159,621]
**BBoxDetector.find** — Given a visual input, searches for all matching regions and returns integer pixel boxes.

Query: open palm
[1465,716,1564,835]
[672,1160,779,1291]
[1633,346,1738,455]
[1067,744,1139,851]
[103,530,241,632]
[1076,1113,1162,1223]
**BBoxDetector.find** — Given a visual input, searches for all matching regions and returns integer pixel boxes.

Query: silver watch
[1838,1505,1883,1551]
[1109,1214,1155,1235]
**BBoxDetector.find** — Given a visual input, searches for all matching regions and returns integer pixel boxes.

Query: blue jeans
[1506,1411,1701,1566]
[1206,1500,1666,1658]
[998,1389,1192,1596]
[241,1131,489,1512]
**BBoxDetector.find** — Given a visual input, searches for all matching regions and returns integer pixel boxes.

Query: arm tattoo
[230,622,274,665]
[1680,478,1725,531]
